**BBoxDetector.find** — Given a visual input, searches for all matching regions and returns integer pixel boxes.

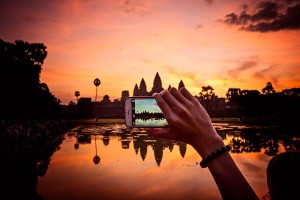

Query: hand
[145,87,224,158]
[146,87,259,200]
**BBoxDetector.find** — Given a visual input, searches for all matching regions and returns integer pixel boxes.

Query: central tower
[151,72,164,94]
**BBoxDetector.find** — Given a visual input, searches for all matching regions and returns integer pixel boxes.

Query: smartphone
[124,97,168,128]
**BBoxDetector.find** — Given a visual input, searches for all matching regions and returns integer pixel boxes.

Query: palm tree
[74,91,80,101]
[94,78,101,102]
[93,135,100,165]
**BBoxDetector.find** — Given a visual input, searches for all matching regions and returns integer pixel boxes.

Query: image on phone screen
[132,98,168,127]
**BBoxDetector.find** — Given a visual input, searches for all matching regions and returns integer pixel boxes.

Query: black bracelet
[200,145,231,168]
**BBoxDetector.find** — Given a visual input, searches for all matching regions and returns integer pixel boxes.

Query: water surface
[37,123,300,200]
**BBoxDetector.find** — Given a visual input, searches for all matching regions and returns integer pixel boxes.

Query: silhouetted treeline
[224,82,300,122]
[0,39,61,119]
[195,82,300,123]
[135,111,165,120]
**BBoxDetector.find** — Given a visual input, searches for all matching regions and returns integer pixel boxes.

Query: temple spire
[178,80,185,90]
[139,78,147,96]
[168,85,171,90]
[151,72,164,94]
[133,84,139,96]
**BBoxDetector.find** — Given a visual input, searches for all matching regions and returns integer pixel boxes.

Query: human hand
[145,87,224,158]
[146,87,260,200]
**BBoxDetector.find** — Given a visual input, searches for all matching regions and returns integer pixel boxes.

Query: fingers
[160,90,184,113]
[179,87,199,104]
[152,93,173,120]
[168,87,189,105]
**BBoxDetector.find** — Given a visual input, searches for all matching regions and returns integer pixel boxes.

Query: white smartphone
[124,96,169,128]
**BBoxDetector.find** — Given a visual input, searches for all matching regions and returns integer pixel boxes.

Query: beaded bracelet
[200,145,231,168]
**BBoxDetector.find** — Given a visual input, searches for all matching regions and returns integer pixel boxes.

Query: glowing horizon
[1,0,299,104]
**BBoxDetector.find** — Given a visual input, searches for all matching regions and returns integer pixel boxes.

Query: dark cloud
[252,1,278,21]
[221,0,300,32]
[204,0,214,5]
[124,0,135,13]
[228,61,257,77]
[253,65,279,85]
[241,4,249,10]
[253,66,273,78]
[196,24,203,29]
[124,0,148,14]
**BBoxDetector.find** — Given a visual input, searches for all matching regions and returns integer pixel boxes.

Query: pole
[95,86,98,102]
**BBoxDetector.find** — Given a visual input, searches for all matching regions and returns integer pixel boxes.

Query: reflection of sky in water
[135,118,168,126]
[36,123,292,200]
[135,98,162,113]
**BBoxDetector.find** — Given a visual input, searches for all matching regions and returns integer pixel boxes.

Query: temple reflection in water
[71,124,188,167]
[70,123,300,166]
[3,122,299,200]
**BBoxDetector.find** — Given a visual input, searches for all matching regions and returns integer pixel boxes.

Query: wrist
[192,130,225,159]
[200,145,231,168]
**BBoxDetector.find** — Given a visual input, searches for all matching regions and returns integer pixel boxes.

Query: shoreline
[70,117,300,129]
[71,117,241,125]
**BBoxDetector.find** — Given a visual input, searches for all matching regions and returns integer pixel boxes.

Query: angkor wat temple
[65,72,185,119]
[133,72,185,96]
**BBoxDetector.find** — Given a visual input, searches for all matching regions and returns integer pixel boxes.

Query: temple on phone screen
[132,98,168,127]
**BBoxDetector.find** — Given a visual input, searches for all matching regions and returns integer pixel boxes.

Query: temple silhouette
[65,72,185,119]
[133,72,185,96]
[73,127,188,167]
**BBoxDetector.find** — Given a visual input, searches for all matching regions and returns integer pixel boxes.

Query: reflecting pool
[36,123,300,200]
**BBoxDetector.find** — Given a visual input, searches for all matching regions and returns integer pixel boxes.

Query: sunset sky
[1,0,299,104]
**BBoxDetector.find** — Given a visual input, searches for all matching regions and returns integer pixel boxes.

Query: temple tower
[178,80,185,90]
[167,85,171,90]
[151,72,164,94]
[121,90,129,101]
[139,78,148,96]
[133,84,139,96]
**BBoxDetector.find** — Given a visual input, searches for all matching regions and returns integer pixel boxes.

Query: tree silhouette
[0,39,60,118]
[102,94,110,102]
[226,88,241,110]
[282,88,300,97]
[240,90,260,96]
[199,86,215,105]
[93,78,101,102]
[262,82,276,95]
[200,86,215,99]
[93,135,100,165]
[226,88,241,100]
[74,91,80,101]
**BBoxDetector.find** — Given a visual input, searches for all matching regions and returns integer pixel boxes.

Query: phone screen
[132,98,168,127]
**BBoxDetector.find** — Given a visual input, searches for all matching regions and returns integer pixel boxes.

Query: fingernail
[160,90,167,95]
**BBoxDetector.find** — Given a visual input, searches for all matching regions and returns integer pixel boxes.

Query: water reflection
[70,123,300,165]
[214,123,300,156]
[71,125,188,167]
[37,123,299,200]
[135,118,168,127]
[2,122,300,200]
[93,135,100,164]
